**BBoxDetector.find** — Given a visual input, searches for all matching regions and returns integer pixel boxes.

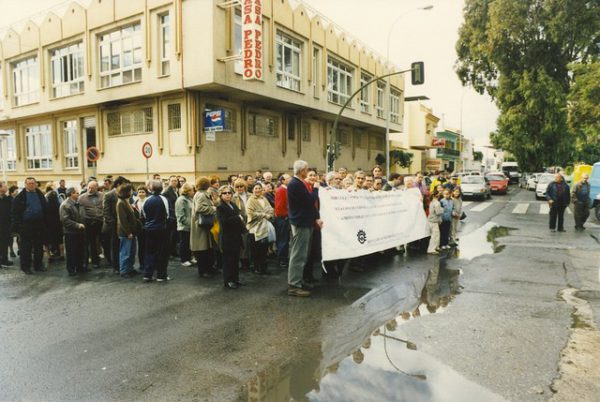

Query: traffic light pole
[327,65,422,173]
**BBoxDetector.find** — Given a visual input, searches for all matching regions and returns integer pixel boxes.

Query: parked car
[485,173,509,194]
[526,173,544,191]
[535,174,555,200]
[460,176,491,200]
[588,162,600,221]
[519,173,529,189]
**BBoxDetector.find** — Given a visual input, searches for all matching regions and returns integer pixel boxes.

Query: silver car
[535,174,555,199]
[460,176,491,200]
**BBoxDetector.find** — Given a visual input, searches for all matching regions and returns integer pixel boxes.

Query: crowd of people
[0,163,591,297]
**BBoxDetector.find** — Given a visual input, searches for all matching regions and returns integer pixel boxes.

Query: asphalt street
[0,186,599,401]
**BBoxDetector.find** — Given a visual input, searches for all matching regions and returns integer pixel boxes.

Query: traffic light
[411,61,424,85]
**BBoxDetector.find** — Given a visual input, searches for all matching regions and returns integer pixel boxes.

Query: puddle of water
[454,222,514,260]
[241,261,503,402]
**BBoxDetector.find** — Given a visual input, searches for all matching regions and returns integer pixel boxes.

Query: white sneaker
[190,258,197,264]
[156,276,171,282]
[181,261,192,267]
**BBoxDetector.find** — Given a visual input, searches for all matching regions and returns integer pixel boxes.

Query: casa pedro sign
[242,0,263,80]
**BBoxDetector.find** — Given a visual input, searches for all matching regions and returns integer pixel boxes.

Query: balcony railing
[436,148,460,158]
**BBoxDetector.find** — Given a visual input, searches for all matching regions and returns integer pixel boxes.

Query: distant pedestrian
[287,160,322,297]
[142,180,170,282]
[571,173,590,231]
[59,187,86,276]
[546,173,570,232]
[0,181,14,267]
[103,176,128,272]
[116,184,140,278]
[216,185,245,289]
[191,177,217,278]
[11,177,48,274]
[78,181,104,268]
[439,189,454,249]
[274,174,291,268]
[162,175,179,258]
[427,192,443,254]
[450,187,463,245]
[175,183,194,267]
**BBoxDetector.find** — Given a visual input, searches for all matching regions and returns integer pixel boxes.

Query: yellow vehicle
[430,175,462,193]
[571,164,592,188]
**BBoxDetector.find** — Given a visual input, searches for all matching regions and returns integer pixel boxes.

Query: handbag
[460,211,467,220]
[198,214,215,228]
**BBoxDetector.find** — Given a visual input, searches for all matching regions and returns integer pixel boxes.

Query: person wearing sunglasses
[216,186,246,289]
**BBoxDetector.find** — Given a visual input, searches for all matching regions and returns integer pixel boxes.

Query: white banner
[320,188,430,261]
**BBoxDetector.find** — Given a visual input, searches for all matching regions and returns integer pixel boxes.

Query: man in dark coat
[11,177,48,274]
[102,176,127,272]
[572,173,590,231]
[546,173,571,232]
[59,187,87,276]
[0,181,14,267]
[162,175,179,257]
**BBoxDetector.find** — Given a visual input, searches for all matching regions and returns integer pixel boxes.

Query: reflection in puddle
[455,222,513,260]
[243,260,504,402]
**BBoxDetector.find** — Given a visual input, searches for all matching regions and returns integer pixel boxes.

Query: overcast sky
[0,0,499,147]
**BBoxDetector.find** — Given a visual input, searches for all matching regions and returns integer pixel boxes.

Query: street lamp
[385,5,433,177]
[0,130,11,182]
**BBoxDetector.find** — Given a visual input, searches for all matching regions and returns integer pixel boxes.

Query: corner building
[0,0,404,183]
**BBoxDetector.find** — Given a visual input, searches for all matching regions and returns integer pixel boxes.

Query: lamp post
[0,130,11,182]
[385,5,433,177]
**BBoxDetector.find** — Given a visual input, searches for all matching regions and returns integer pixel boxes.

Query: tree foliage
[456,0,600,171]
[389,150,413,169]
[568,61,600,163]
[473,150,484,161]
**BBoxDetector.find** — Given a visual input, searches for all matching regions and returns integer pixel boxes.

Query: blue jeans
[274,217,290,263]
[119,236,137,274]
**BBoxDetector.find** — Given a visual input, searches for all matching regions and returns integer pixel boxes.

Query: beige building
[390,98,439,174]
[0,0,405,184]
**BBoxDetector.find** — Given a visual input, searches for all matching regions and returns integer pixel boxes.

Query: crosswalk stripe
[539,204,549,214]
[462,201,473,207]
[470,202,493,212]
[512,203,529,214]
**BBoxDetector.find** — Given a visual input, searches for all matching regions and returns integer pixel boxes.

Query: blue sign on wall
[204,110,225,131]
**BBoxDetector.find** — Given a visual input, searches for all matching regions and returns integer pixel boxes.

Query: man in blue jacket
[142,180,170,282]
[546,173,571,232]
[287,160,322,297]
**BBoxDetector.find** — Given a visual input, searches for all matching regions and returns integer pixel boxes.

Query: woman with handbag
[191,177,217,278]
[216,185,246,289]
[245,183,274,275]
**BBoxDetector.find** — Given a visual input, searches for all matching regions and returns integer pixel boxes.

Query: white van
[501,162,521,184]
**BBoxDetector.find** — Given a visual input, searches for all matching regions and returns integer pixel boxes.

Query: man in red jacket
[274,174,291,267]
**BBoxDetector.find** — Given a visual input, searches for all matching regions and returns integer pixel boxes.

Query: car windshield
[462,176,483,184]
[538,175,554,184]
[503,166,519,172]
[486,175,505,181]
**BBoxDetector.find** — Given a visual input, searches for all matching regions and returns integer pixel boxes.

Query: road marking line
[539,204,550,214]
[462,201,473,207]
[512,203,529,214]
[470,202,493,212]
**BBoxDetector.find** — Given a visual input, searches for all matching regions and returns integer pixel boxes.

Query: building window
[248,112,278,137]
[99,23,143,88]
[12,56,40,106]
[376,81,385,119]
[356,131,368,149]
[234,8,243,74]
[312,47,320,98]
[370,135,384,150]
[107,107,153,136]
[63,120,79,168]
[390,89,401,123]
[159,13,170,76]
[167,103,181,131]
[0,129,17,171]
[301,120,311,142]
[339,129,350,146]
[276,31,302,92]
[51,42,84,98]
[26,124,53,170]
[327,57,353,105]
[204,104,237,132]
[286,116,297,140]
[360,73,372,113]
